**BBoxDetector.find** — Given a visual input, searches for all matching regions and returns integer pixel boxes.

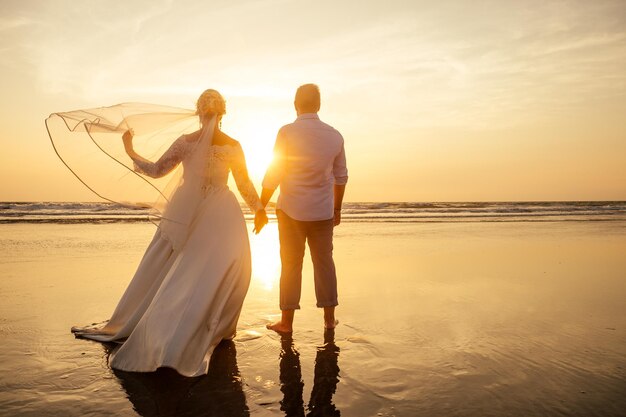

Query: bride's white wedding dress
[72,130,263,377]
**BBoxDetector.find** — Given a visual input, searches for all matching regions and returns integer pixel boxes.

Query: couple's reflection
[279,329,341,417]
[106,340,249,417]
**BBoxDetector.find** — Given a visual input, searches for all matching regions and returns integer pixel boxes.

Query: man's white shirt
[262,113,348,221]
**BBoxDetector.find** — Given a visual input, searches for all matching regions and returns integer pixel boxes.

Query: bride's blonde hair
[196,89,226,118]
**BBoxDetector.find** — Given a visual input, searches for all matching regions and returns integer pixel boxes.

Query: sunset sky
[1,0,625,202]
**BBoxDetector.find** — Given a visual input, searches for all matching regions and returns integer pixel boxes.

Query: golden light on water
[249,223,281,291]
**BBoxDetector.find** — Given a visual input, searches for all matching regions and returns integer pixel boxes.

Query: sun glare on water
[249,223,281,291]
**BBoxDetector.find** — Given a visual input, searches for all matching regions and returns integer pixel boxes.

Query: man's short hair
[295,84,321,113]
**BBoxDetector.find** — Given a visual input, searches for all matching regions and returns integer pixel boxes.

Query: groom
[259,84,348,333]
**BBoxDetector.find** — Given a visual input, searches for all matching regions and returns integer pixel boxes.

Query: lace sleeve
[132,136,189,178]
[230,143,263,213]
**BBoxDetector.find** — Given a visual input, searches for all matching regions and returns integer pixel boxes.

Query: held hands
[253,209,269,234]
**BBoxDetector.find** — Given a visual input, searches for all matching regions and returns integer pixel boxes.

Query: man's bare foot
[266,321,293,334]
[324,319,339,329]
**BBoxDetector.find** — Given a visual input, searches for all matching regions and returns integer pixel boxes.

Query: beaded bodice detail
[132,136,263,212]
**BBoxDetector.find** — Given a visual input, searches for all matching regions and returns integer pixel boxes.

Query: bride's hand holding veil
[122,128,152,167]
[122,129,137,158]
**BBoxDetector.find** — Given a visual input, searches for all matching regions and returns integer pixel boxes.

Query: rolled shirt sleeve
[333,141,348,185]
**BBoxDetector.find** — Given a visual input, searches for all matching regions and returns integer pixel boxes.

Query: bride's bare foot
[266,321,293,334]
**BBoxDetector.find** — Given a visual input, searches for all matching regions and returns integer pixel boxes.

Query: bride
[71,89,269,377]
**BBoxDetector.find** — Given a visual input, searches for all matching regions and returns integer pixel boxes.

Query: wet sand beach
[1,219,625,416]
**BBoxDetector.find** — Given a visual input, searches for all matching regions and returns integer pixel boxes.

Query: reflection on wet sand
[108,341,249,417]
[308,329,340,417]
[279,329,340,417]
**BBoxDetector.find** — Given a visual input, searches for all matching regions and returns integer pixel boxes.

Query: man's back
[263,113,347,221]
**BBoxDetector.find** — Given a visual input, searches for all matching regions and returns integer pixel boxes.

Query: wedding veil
[45,102,214,249]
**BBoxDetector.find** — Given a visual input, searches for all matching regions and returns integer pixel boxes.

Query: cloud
[0,16,33,31]
[3,0,625,130]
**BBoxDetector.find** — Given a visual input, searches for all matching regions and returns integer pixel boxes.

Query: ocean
[2,201,626,224]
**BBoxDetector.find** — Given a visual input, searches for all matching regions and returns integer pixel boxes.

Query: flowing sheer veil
[157,116,215,250]
[45,102,213,249]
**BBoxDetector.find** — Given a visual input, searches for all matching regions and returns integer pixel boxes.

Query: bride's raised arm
[122,129,189,178]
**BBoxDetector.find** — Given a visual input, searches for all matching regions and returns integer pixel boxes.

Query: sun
[241,139,274,182]
[227,111,283,183]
